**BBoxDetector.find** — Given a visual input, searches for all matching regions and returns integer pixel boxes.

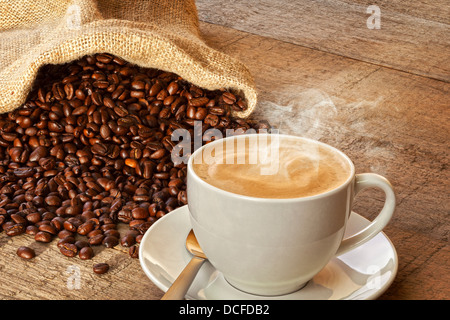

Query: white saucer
[139,205,398,300]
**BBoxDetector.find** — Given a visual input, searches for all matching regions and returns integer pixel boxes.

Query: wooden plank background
[0,0,448,300]
[196,0,450,82]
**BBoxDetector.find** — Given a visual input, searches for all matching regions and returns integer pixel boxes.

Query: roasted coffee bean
[118,209,132,223]
[26,225,39,235]
[131,207,149,220]
[120,234,135,247]
[93,262,110,274]
[79,246,94,260]
[77,221,95,235]
[29,146,48,162]
[63,218,82,232]
[189,97,209,107]
[222,92,237,104]
[89,233,105,246]
[204,114,219,126]
[16,116,32,128]
[75,240,90,250]
[57,236,75,249]
[102,235,119,248]
[10,213,27,225]
[58,229,74,239]
[100,124,111,139]
[51,217,65,231]
[103,224,119,234]
[129,245,139,259]
[35,231,53,243]
[39,224,58,235]
[13,167,34,178]
[5,224,26,236]
[17,246,35,260]
[60,243,78,257]
[91,143,108,155]
[26,212,42,224]
[45,195,61,206]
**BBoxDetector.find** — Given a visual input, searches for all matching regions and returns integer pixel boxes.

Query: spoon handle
[161,256,206,300]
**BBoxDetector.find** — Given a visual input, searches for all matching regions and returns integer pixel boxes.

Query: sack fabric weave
[0,0,257,117]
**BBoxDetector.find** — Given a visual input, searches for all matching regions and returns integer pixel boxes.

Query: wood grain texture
[0,224,163,300]
[196,0,450,81]
[0,4,449,300]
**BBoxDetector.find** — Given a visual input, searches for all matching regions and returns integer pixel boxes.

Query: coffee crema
[192,136,351,199]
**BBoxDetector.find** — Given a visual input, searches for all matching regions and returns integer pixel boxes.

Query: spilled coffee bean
[60,243,78,257]
[16,246,35,260]
[79,246,94,260]
[93,263,110,274]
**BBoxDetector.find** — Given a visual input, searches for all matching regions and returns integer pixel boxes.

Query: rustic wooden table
[0,1,448,300]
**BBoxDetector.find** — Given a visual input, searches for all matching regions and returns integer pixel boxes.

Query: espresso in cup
[192,136,351,199]
[187,134,395,296]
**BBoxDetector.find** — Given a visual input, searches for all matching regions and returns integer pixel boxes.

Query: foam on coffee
[192,136,351,199]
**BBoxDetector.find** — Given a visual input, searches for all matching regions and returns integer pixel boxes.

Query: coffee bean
[75,240,90,250]
[10,213,27,224]
[120,234,136,247]
[102,235,119,248]
[63,218,82,232]
[26,212,41,224]
[189,97,209,107]
[93,263,109,274]
[131,207,149,220]
[77,221,95,235]
[89,233,105,246]
[100,124,111,139]
[16,116,32,128]
[45,195,61,206]
[17,246,35,260]
[204,114,219,126]
[35,231,53,243]
[91,143,108,156]
[148,82,162,97]
[5,224,26,237]
[129,246,139,259]
[26,225,39,235]
[29,146,48,162]
[60,243,78,257]
[222,92,237,104]
[79,246,94,260]
[57,236,75,249]
[39,224,58,235]
[96,53,113,64]
[13,167,34,178]
[58,229,74,239]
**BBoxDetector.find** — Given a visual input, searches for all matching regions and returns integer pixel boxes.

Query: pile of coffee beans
[0,53,270,270]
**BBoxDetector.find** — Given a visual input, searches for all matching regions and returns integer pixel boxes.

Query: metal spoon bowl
[161,229,206,300]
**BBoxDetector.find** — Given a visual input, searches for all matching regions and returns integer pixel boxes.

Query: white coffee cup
[187,134,395,296]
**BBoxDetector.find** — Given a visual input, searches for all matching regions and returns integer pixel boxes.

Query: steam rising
[251,85,395,176]
[253,86,338,140]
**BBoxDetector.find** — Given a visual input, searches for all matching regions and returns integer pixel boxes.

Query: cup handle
[336,173,395,256]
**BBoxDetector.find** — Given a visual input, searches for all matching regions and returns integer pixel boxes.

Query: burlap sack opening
[0,0,257,118]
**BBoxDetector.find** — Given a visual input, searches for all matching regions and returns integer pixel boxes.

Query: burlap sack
[0,0,257,118]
